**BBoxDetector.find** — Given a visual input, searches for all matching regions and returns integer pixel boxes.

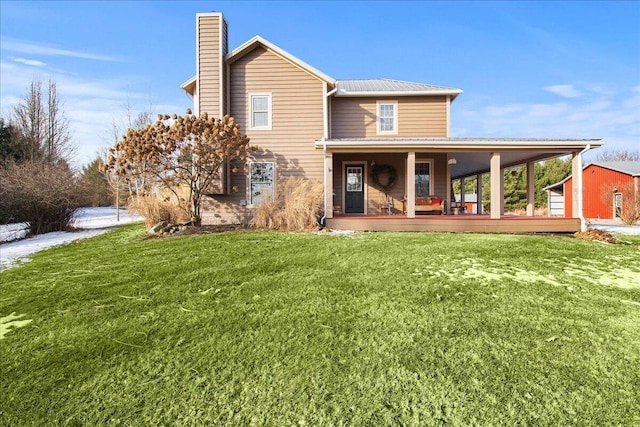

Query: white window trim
[248,161,276,206]
[249,93,272,130]
[376,101,398,135]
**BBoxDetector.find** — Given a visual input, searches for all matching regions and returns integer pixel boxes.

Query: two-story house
[181,12,603,233]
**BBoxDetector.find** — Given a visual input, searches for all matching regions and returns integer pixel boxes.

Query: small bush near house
[0,159,83,235]
[128,193,190,228]
[251,177,324,231]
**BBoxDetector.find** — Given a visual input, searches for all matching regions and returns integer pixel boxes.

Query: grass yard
[1,225,639,426]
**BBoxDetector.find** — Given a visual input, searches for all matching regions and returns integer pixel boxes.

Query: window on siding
[250,162,275,205]
[250,94,271,130]
[377,102,397,134]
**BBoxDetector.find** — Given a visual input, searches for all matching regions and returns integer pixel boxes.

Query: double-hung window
[250,93,272,130]
[377,101,397,134]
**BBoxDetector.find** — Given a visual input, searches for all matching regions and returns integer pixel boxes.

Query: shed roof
[591,161,640,177]
[335,79,462,99]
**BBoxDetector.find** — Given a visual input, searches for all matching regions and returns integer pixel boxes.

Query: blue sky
[1,1,639,168]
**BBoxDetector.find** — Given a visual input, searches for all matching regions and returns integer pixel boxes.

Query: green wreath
[371,164,397,192]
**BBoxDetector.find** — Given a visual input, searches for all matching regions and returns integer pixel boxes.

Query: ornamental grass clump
[251,177,323,231]
[128,192,190,228]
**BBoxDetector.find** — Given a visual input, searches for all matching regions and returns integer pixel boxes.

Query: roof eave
[315,138,604,151]
[181,76,197,96]
[335,90,463,98]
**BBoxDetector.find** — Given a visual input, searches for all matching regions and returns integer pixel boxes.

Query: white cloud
[545,84,581,98]
[1,37,122,62]
[12,57,46,67]
[452,84,640,155]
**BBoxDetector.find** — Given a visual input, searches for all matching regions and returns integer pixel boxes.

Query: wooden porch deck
[326,214,580,233]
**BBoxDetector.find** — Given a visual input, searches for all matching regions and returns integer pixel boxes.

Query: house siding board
[201,46,324,225]
[331,96,447,139]
[197,15,222,116]
[565,164,636,219]
[548,190,564,216]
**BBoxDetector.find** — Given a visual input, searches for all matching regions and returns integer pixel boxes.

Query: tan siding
[332,152,448,216]
[202,46,325,225]
[221,19,228,115]
[197,15,221,116]
[331,96,448,138]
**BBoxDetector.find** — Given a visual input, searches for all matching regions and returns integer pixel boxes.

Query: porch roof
[316,137,604,179]
[335,79,462,100]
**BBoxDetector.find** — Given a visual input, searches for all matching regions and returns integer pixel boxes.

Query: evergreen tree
[79,157,112,206]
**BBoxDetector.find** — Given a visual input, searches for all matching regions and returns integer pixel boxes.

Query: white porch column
[490,152,503,219]
[476,173,483,214]
[325,151,333,218]
[526,161,535,216]
[572,150,584,229]
[407,152,416,218]
[460,177,466,211]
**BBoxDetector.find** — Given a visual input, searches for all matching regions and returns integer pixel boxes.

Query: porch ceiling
[448,151,562,179]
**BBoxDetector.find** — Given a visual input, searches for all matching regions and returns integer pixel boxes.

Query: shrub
[600,182,639,225]
[0,159,83,235]
[251,177,324,232]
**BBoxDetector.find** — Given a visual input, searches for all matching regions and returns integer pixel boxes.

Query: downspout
[576,144,591,232]
[320,141,327,229]
[319,86,338,229]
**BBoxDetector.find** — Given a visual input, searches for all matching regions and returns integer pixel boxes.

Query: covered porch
[316,138,603,232]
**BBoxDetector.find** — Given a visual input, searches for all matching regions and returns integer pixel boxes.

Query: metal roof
[591,161,640,176]
[335,79,463,98]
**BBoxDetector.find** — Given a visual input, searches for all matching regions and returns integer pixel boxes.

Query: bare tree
[595,148,640,162]
[11,78,73,164]
[12,80,45,160]
[45,78,72,162]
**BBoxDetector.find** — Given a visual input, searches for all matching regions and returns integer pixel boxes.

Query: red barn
[545,161,640,220]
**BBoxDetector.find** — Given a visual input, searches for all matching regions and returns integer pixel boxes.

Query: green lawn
[1,225,639,426]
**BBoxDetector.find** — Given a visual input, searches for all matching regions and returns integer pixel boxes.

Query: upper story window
[250,93,272,130]
[377,101,397,134]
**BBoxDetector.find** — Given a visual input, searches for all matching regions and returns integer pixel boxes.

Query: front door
[345,164,365,214]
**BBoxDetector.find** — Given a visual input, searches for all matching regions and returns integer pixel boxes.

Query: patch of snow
[590,223,640,235]
[0,223,28,243]
[0,207,143,271]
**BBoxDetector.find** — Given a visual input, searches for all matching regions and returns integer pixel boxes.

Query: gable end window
[250,94,272,130]
[377,101,398,134]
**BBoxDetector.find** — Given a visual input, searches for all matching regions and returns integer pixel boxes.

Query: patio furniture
[415,196,445,214]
